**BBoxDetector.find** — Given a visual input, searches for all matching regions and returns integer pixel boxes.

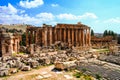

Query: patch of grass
[73,71,95,80]
[81,68,87,72]
[84,75,94,80]
[73,72,83,78]
[97,49,109,52]
[95,74,102,80]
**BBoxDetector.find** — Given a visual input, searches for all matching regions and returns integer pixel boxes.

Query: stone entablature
[26,23,91,48]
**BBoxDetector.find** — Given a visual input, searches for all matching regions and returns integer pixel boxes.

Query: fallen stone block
[21,66,31,71]
[0,68,9,77]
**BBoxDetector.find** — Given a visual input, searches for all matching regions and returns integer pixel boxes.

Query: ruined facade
[26,23,91,48]
[0,29,21,57]
[91,36,117,49]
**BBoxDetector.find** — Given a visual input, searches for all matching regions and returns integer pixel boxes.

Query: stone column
[35,30,38,44]
[55,28,57,42]
[44,28,47,46]
[50,27,53,45]
[85,29,87,46]
[88,28,91,46]
[34,31,36,44]
[64,28,66,42]
[26,30,29,46]
[68,29,71,43]
[76,29,78,46]
[86,29,88,46]
[59,28,62,41]
[42,29,45,46]
[79,29,82,46]
[82,30,85,46]
[72,28,74,45]
[30,31,33,44]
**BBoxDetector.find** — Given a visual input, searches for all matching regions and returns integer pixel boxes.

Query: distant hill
[0,24,27,32]
[94,33,103,37]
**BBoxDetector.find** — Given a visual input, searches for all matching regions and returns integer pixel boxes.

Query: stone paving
[77,59,120,80]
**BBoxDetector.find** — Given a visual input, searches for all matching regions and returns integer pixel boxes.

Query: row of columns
[26,27,91,47]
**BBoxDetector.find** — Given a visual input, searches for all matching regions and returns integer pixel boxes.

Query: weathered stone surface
[9,68,18,74]
[28,60,39,68]
[54,60,76,70]
[0,68,9,76]
[19,46,27,53]
[0,28,21,57]
[21,65,31,71]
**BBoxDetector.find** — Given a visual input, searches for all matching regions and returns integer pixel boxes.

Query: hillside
[0,24,27,32]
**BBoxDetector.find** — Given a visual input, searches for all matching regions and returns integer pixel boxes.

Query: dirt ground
[0,65,77,80]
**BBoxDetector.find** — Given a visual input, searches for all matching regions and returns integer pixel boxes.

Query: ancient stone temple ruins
[91,36,117,49]
[0,28,21,57]
[26,22,91,48]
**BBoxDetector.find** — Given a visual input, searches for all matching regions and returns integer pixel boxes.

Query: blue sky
[0,0,120,33]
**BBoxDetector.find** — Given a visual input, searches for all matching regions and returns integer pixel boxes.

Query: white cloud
[57,13,77,20]
[36,12,54,21]
[78,12,97,19]
[104,17,120,23]
[51,4,59,7]
[0,3,97,26]
[0,3,17,14]
[19,0,44,8]
[57,12,97,20]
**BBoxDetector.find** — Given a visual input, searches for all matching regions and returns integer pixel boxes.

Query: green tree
[103,30,108,36]
[91,29,94,36]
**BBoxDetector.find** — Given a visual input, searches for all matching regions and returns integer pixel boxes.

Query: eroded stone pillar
[88,28,91,46]
[82,30,85,46]
[64,28,66,42]
[76,29,78,46]
[79,29,82,46]
[72,29,74,45]
[30,31,33,44]
[26,30,29,46]
[42,29,45,46]
[85,29,87,46]
[50,27,53,45]
[44,28,48,46]
[68,29,71,43]
[60,28,62,41]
